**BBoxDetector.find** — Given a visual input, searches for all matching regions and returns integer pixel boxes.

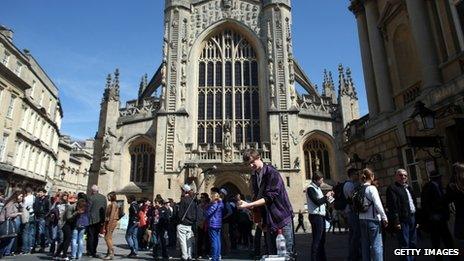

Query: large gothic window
[129,142,154,183]
[303,139,331,180]
[197,29,260,146]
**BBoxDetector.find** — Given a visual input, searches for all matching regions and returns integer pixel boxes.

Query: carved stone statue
[294,157,300,169]
[180,84,186,106]
[270,83,276,109]
[223,122,232,150]
[223,0,233,9]
[100,127,117,173]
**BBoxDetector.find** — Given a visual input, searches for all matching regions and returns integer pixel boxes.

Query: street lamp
[410,101,435,131]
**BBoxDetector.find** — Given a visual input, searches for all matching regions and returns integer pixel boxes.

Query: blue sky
[1,0,366,140]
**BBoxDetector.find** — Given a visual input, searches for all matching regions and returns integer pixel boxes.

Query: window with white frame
[1,51,10,66]
[6,94,16,118]
[402,147,421,194]
[450,0,464,50]
[0,87,4,109]
[14,61,22,76]
[0,133,9,162]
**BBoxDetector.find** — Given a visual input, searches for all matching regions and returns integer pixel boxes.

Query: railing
[400,82,421,106]
[184,142,271,164]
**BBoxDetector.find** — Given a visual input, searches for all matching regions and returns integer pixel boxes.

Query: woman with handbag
[54,195,77,260]
[71,193,89,260]
[103,192,119,260]
[0,191,23,258]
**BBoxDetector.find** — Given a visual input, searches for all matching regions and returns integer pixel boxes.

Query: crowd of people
[0,149,288,261]
[1,151,462,261]
[306,163,464,261]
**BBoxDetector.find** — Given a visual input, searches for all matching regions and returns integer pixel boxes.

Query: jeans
[177,224,194,259]
[397,215,417,261]
[3,217,21,256]
[48,224,63,254]
[153,226,169,258]
[209,227,221,261]
[35,217,47,249]
[22,221,36,253]
[55,224,72,258]
[266,221,294,256]
[347,211,361,261]
[360,219,383,261]
[125,223,139,255]
[308,214,326,261]
[71,227,86,258]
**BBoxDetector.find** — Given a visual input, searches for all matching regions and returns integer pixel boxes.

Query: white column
[364,0,395,113]
[404,0,441,89]
[350,0,379,117]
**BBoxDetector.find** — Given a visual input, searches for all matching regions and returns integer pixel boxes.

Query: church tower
[88,69,120,193]
[260,0,299,170]
[338,64,359,128]
[322,69,336,104]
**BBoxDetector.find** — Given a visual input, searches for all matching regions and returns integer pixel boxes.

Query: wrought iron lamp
[410,101,435,131]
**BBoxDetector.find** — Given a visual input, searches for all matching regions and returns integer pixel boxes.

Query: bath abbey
[88,0,359,209]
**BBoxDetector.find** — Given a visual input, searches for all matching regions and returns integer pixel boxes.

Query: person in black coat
[86,185,107,258]
[445,163,464,253]
[421,171,458,261]
[386,169,418,261]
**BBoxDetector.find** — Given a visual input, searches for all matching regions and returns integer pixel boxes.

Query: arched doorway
[301,131,338,182]
[213,171,251,200]
[219,182,241,201]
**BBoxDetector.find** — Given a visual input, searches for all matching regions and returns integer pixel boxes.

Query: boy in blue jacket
[205,187,224,261]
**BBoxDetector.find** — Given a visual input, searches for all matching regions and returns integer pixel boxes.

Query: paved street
[2,228,462,260]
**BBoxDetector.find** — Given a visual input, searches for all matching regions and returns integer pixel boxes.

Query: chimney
[0,25,13,42]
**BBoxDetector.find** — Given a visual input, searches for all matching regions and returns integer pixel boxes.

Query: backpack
[352,185,371,213]
[333,181,348,211]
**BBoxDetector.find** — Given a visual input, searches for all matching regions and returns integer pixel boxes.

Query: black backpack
[333,181,348,211]
[352,185,371,213]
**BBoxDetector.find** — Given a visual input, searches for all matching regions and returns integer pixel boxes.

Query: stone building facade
[89,0,360,210]
[53,136,93,193]
[0,25,63,195]
[346,0,464,197]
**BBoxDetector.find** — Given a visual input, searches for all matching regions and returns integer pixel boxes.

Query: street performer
[238,149,294,256]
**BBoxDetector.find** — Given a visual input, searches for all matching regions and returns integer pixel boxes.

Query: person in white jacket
[358,168,388,261]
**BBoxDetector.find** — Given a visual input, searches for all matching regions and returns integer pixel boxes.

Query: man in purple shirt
[238,149,294,256]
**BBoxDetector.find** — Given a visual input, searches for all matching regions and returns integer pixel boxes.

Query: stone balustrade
[184,141,271,164]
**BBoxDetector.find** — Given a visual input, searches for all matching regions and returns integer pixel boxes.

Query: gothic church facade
[88,0,359,209]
